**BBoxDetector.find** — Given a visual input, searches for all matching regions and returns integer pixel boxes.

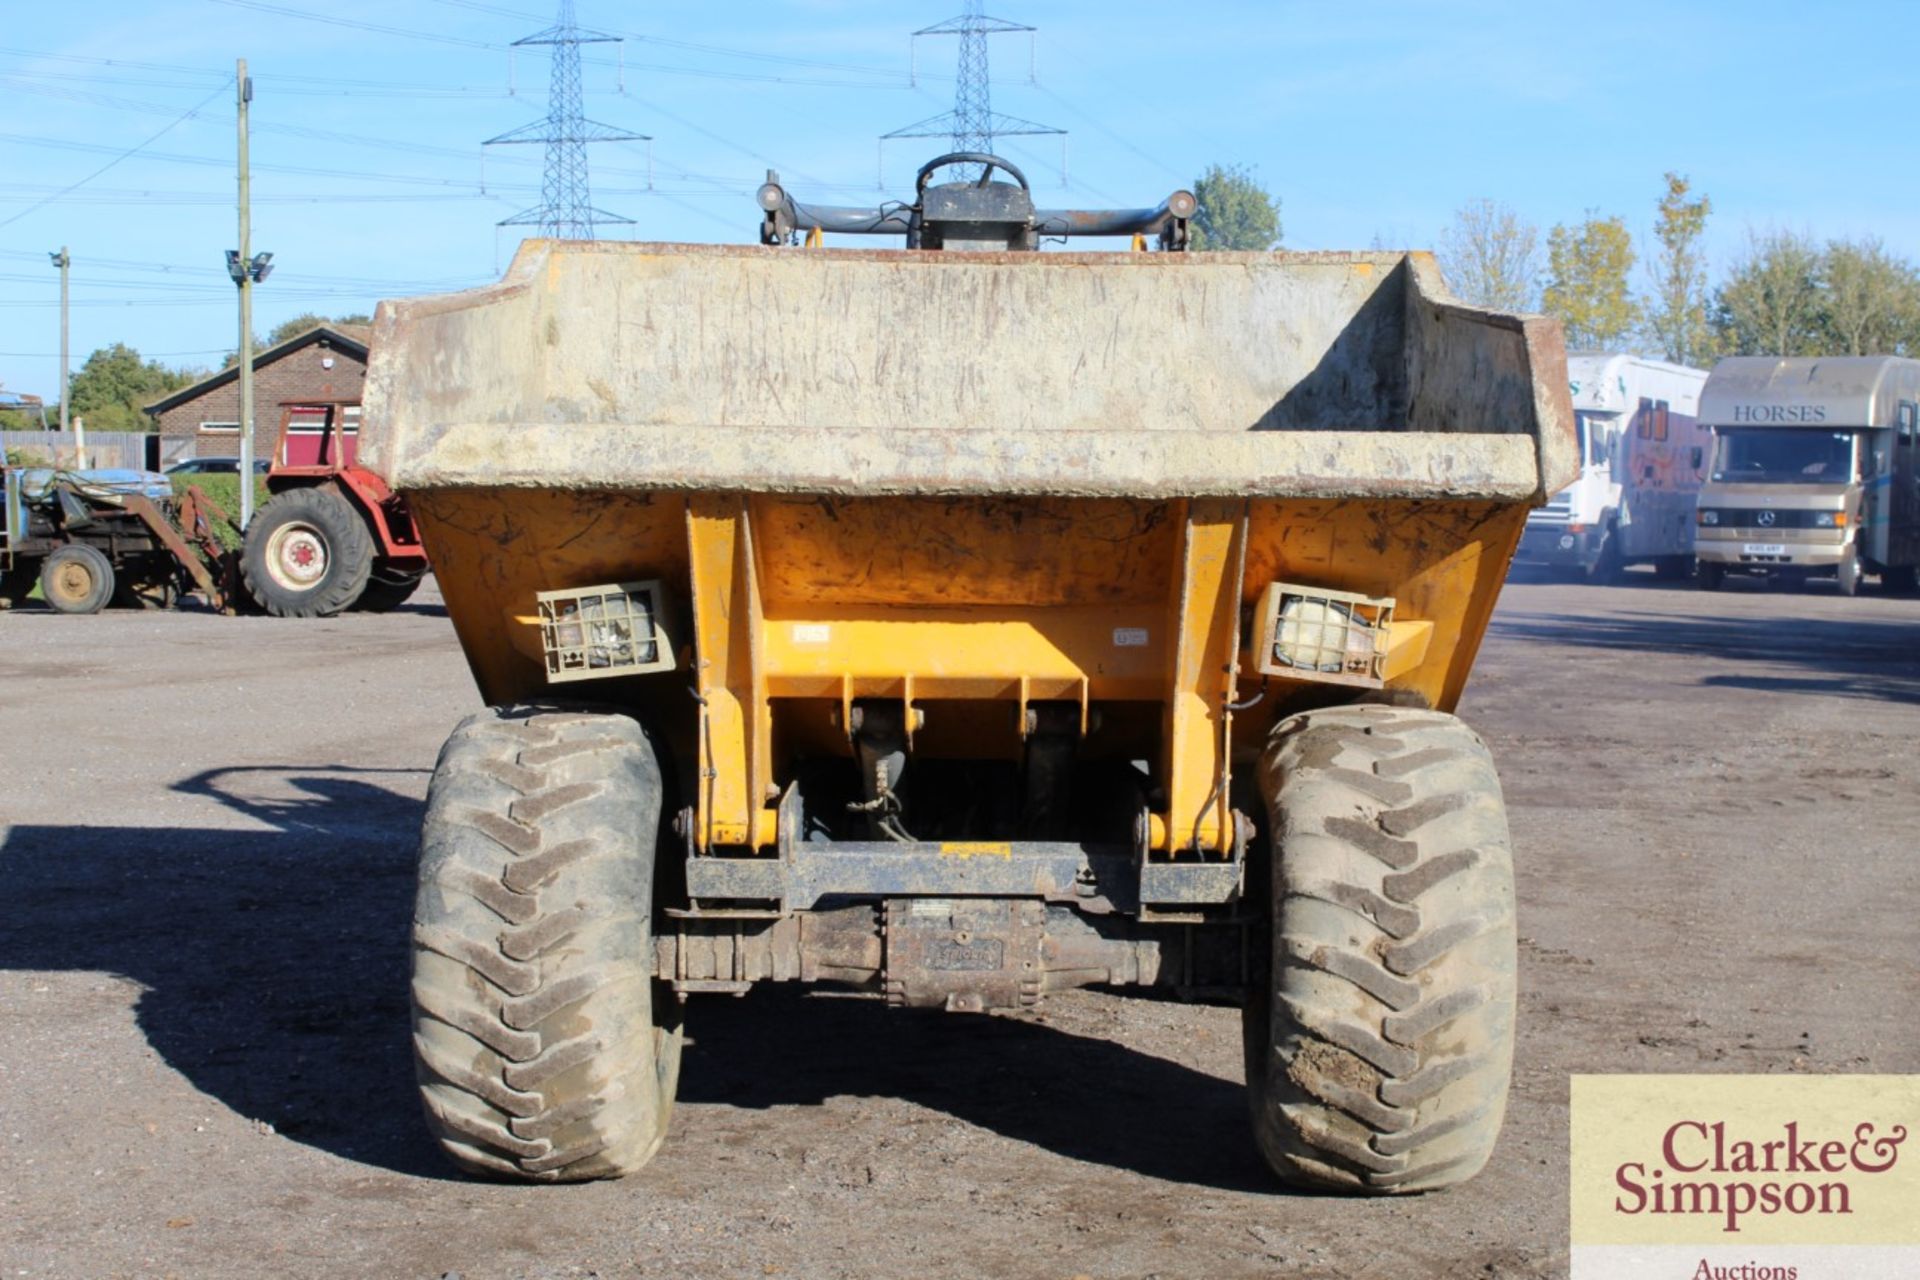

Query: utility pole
[48,247,69,433]
[234,59,255,527]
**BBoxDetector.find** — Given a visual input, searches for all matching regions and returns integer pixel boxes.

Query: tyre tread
[1246,704,1517,1195]
[410,702,681,1182]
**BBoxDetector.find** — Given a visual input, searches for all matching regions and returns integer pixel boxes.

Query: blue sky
[3,0,1917,401]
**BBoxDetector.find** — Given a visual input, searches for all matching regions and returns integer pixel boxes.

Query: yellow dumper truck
[363,154,1575,1193]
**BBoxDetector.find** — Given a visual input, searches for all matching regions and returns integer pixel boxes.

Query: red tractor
[240,403,429,616]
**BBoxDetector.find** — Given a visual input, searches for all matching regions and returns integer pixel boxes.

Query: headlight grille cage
[1253,582,1395,688]
[536,580,674,683]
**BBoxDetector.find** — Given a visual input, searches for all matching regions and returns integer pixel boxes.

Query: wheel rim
[51,559,95,605]
[265,521,329,591]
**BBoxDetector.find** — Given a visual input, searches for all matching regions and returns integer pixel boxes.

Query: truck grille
[1701,508,1830,529]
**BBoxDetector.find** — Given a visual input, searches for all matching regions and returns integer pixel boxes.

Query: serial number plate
[1742,543,1787,556]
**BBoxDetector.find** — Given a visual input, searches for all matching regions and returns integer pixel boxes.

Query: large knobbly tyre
[1245,705,1517,1194]
[240,486,372,617]
[412,703,683,1181]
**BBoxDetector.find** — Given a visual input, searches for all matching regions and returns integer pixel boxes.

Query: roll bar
[759,152,1195,252]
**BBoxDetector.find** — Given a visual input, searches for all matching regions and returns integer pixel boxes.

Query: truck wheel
[1698,562,1726,592]
[1884,565,1919,594]
[1584,526,1623,585]
[1835,544,1862,598]
[240,486,372,617]
[411,703,682,1181]
[353,568,424,612]
[1244,705,1516,1194]
[40,543,115,614]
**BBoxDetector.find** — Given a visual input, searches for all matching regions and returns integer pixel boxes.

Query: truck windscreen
[1710,428,1854,483]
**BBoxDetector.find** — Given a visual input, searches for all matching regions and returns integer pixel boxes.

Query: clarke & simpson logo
[1614,1119,1907,1233]
[1571,1077,1920,1280]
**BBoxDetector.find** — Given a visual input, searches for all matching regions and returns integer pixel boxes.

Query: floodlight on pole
[48,247,69,433]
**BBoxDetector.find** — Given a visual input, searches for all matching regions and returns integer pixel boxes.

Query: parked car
[164,457,270,476]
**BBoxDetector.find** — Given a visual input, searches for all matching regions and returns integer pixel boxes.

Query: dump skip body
[366,241,1571,858]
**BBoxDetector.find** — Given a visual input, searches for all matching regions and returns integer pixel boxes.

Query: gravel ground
[1,572,1916,1280]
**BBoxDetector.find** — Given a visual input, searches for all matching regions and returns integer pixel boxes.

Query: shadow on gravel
[0,770,1272,1192]
[0,770,444,1177]
[1491,609,1920,704]
[679,985,1274,1193]
[1505,566,1706,594]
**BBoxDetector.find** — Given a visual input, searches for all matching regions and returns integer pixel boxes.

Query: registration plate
[1742,543,1787,556]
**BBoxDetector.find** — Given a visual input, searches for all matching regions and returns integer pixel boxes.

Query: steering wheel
[915,152,1031,195]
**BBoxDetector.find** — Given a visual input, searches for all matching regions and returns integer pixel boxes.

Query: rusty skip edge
[377,423,1546,501]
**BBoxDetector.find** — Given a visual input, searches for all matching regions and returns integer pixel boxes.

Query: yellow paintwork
[410,489,1528,858]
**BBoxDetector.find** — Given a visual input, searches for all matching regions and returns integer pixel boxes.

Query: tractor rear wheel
[411,703,682,1181]
[40,543,115,614]
[1244,705,1517,1194]
[240,486,372,617]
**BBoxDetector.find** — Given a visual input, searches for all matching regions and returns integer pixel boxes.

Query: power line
[0,46,231,78]
[0,39,856,202]
[0,39,917,92]
[204,0,503,49]
[1031,83,1189,186]
[0,348,231,358]
[424,0,913,81]
[195,0,916,87]
[0,79,231,229]
[0,131,517,190]
[0,77,808,197]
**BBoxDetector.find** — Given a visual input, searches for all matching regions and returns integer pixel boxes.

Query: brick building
[144,325,369,465]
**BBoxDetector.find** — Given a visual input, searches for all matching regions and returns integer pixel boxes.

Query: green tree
[68,344,197,433]
[1543,212,1638,350]
[1437,198,1540,311]
[1711,230,1824,356]
[1642,172,1715,366]
[1190,164,1281,251]
[1817,238,1920,356]
[265,311,370,346]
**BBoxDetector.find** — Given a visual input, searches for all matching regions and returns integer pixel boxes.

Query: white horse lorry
[1695,355,1920,594]
[1513,354,1710,582]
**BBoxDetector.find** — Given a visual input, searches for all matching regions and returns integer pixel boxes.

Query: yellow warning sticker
[938,842,1013,859]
